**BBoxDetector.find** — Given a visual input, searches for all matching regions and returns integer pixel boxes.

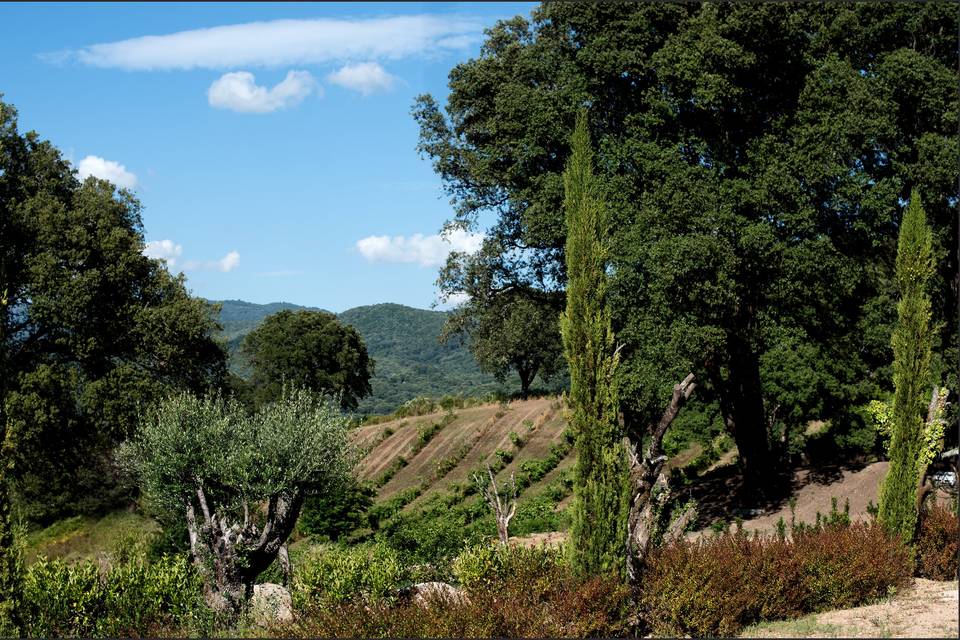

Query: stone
[398,581,466,607]
[250,582,293,626]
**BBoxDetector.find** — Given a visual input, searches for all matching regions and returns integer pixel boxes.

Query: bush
[299,480,375,542]
[374,456,408,487]
[452,542,565,590]
[639,522,912,637]
[292,543,630,638]
[394,396,438,418]
[916,500,959,580]
[294,542,408,607]
[21,553,208,637]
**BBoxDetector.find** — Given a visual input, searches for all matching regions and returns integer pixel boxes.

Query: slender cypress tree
[561,110,628,577]
[878,189,935,543]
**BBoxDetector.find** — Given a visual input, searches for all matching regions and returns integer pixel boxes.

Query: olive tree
[120,388,353,614]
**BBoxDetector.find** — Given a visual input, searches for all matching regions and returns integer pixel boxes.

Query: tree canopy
[241,309,374,410]
[120,388,353,612]
[415,2,958,497]
[0,97,228,522]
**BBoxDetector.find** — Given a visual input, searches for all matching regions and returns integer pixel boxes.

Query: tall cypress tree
[561,110,628,577]
[878,190,935,543]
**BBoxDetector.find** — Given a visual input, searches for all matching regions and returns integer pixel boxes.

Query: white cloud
[58,16,482,71]
[207,70,317,113]
[143,239,183,265]
[77,155,138,189]
[147,242,240,273]
[356,228,483,267]
[327,62,397,95]
[218,251,241,272]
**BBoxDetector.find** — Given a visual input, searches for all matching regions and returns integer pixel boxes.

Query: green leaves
[123,388,354,520]
[562,111,628,578]
[241,309,373,411]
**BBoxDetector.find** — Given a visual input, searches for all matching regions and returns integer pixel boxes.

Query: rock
[250,583,293,626]
[398,581,466,607]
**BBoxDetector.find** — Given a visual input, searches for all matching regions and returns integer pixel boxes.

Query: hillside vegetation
[213,300,510,414]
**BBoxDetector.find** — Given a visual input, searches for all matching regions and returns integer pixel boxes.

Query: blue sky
[0,2,535,311]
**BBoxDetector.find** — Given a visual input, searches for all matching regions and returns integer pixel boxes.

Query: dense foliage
[241,309,373,410]
[561,112,627,577]
[639,522,913,636]
[878,191,937,542]
[415,2,959,497]
[290,543,631,638]
[217,301,509,415]
[915,500,960,581]
[21,553,208,637]
[440,291,565,396]
[0,98,228,524]
[120,389,353,612]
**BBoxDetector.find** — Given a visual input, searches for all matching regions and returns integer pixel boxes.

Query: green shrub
[506,494,569,537]
[915,500,959,580]
[374,456,408,487]
[293,545,629,638]
[299,480,375,542]
[395,396,438,418]
[294,542,407,607]
[509,431,525,448]
[21,553,207,637]
[452,542,565,591]
[639,523,912,637]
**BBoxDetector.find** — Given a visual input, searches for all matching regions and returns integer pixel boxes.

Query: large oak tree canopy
[241,309,374,411]
[415,2,958,497]
[0,98,228,522]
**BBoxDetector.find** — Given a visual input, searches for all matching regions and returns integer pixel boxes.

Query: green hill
[211,300,506,415]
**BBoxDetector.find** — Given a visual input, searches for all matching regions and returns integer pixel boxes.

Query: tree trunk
[716,339,772,502]
[517,362,538,398]
[625,374,696,583]
[185,489,305,617]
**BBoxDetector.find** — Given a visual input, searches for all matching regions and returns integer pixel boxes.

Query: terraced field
[352,396,572,509]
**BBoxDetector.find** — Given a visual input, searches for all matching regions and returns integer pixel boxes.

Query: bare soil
[745,578,959,638]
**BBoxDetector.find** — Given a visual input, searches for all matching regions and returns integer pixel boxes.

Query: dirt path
[745,578,959,638]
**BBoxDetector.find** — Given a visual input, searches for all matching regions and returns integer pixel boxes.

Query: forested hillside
[214,300,507,414]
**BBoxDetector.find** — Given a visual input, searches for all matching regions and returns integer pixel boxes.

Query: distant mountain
[211,300,506,415]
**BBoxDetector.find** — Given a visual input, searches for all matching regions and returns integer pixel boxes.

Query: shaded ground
[688,460,889,537]
[743,578,959,638]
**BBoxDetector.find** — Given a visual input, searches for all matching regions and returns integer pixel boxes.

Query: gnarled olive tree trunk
[185,483,303,614]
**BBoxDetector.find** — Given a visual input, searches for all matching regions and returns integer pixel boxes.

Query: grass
[25,510,160,565]
[741,615,843,638]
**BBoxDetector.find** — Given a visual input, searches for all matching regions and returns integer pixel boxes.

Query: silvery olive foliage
[120,388,354,519]
[118,387,355,613]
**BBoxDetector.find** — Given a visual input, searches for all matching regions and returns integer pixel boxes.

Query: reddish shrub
[916,501,959,580]
[639,522,912,637]
[288,555,631,638]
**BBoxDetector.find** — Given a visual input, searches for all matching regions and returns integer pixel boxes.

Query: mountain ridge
[210,299,505,415]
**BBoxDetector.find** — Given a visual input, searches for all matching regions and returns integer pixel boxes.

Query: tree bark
[184,488,306,616]
[625,373,696,583]
[715,338,773,502]
[474,465,517,545]
[517,361,539,398]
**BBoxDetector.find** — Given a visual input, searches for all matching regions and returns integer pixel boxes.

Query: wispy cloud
[77,155,138,189]
[145,242,240,273]
[207,70,317,113]
[143,239,183,265]
[53,15,482,71]
[327,62,397,95]
[356,228,483,267]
